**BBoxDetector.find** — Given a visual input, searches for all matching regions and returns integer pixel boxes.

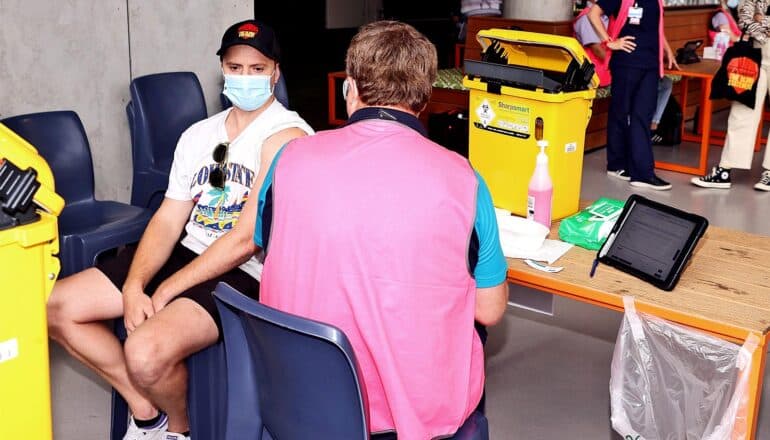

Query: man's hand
[150,282,174,313]
[123,285,155,333]
[607,36,636,53]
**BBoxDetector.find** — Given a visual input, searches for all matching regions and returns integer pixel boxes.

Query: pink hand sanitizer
[527,140,553,229]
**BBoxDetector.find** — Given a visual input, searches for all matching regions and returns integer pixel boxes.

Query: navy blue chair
[1,111,152,278]
[220,73,290,110]
[126,72,207,211]
[212,282,490,440]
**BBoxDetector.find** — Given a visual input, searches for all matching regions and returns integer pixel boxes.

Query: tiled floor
[49,111,770,439]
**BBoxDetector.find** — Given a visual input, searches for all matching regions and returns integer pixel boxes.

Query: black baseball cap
[216,19,280,62]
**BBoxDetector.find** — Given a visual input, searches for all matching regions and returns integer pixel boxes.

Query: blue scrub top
[598,0,660,70]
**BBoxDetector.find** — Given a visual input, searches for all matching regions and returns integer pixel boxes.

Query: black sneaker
[754,170,770,191]
[691,166,731,189]
[630,175,672,191]
[606,169,631,181]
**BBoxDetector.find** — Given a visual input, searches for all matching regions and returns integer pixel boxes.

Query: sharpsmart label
[472,96,531,139]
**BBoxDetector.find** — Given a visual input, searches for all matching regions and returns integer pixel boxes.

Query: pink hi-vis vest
[260,119,485,440]
[576,5,612,86]
[585,0,666,80]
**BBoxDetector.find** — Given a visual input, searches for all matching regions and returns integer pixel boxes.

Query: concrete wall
[0,0,252,202]
[503,0,573,21]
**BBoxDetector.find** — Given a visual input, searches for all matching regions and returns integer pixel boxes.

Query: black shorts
[97,242,260,332]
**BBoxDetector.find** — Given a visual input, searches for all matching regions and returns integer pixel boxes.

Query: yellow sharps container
[0,123,64,440]
[464,29,598,219]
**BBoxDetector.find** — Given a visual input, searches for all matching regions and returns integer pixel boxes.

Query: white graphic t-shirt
[165,100,313,280]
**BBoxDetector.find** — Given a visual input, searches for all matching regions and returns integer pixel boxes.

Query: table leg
[745,333,768,439]
[327,73,337,127]
[655,76,710,175]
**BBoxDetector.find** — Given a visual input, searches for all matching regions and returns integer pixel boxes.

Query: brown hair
[346,21,438,113]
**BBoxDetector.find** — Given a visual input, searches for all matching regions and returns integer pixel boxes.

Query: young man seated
[46,19,313,440]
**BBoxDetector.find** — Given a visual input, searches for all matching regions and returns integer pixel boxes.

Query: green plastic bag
[558,198,624,250]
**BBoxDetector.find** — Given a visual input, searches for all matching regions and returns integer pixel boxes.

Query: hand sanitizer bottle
[527,139,553,229]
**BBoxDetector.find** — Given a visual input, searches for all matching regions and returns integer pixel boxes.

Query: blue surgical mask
[727,0,738,8]
[223,72,273,111]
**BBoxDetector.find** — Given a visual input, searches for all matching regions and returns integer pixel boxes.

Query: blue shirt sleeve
[472,171,507,288]
[253,146,286,248]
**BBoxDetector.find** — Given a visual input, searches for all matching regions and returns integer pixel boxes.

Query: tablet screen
[605,203,697,282]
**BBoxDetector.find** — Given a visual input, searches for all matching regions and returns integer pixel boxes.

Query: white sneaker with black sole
[607,169,631,181]
[754,170,770,191]
[691,166,731,189]
[630,175,672,191]
[123,413,168,440]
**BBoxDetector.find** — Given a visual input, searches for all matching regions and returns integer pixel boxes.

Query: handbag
[675,40,703,65]
[710,30,762,109]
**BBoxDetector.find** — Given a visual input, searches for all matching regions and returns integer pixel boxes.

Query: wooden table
[506,220,770,438]
[660,60,722,175]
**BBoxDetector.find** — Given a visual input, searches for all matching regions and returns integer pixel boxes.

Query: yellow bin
[0,123,64,440]
[464,29,598,219]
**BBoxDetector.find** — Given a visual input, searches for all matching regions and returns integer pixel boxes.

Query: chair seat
[58,201,151,277]
[60,201,151,234]
[451,411,489,440]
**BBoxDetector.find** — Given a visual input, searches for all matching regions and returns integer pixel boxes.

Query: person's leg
[651,76,674,129]
[628,69,670,188]
[124,298,218,434]
[47,268,158,419]
[606,66,635,175]
[721,67,768,170]
[122,257,258,436]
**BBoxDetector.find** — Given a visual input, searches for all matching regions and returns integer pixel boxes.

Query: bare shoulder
[264,126,309,149]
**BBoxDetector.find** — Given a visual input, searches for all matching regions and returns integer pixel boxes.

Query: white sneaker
[754,170,770,191]
[163,433,190,440]
[123,414,168,440]
[607,169,631,181]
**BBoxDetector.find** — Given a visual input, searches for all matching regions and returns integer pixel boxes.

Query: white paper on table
[501,239,573,265]
[703,46,718,60]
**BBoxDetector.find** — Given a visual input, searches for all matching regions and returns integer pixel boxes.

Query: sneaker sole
[690,178,731,189]
[754,183,770,191]
[630,181,672,191]
[606,171,630,181]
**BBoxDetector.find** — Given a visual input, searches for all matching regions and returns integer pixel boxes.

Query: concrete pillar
[503,0,573,21]
[128,0,253,116]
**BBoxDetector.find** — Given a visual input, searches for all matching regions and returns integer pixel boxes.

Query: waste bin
[464,29,597,219]
[0,123,64,440]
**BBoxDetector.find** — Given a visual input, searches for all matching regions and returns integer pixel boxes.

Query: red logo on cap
[238,23,259,40]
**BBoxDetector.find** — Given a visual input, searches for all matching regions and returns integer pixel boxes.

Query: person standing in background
[588,0,678,190]
[708,0,742,46]
[692,0,770,191]
[574,0,673,144]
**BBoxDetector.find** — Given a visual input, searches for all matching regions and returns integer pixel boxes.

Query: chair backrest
[1,111,95,205]
[213,282,370,440]
[127,72,207,208]
[220,73,290,110]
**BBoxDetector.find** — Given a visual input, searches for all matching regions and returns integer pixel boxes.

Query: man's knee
[124,331,174,389]
[46,285,75,342]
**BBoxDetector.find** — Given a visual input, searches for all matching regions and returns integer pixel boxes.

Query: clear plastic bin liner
[610,296,759,440]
